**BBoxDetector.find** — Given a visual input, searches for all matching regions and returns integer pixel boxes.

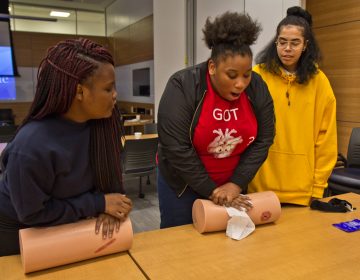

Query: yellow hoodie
[248,64,337,205]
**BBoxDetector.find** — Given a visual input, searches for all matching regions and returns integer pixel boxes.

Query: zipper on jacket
[177,90,207,198]
[247,92,276,140]
[189,89,207,146]
[177,184,188,197]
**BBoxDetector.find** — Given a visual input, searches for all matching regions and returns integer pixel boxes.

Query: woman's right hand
[104,193,132,220]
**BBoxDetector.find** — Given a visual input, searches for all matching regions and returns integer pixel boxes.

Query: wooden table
[123,119,153,127]
[125,133,158,140]
[130,193,360,280]
[124,119,153,134]
[0,252,146,280]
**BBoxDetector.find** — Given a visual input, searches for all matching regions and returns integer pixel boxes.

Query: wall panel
[308,0,360,155]
[307,0,360,28]
[111,15,153,66]
[315,22,360,124]
[337,121,358,156]
[12,32,110,67]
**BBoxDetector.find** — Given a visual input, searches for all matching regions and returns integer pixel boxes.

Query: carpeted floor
[124,174,160,233]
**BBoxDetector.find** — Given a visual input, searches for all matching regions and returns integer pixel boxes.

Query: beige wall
[307,0,360,155]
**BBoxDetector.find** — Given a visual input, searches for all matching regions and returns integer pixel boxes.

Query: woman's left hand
[210,182,241,206]
[95,213,121,239]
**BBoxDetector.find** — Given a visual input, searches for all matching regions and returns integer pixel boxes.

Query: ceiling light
[50,11,70,17]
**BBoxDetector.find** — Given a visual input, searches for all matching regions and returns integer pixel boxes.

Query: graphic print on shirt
[192,72,258,185]
[207,128,243,158]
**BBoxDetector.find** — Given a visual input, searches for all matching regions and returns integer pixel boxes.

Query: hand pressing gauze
[19,217,133,273]
[225,207,255,240]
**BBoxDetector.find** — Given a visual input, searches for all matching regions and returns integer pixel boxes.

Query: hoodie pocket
[261,150,313,193]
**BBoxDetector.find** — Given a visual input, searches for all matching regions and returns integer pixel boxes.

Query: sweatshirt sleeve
[312,78,338,198]
[5,152,105,226]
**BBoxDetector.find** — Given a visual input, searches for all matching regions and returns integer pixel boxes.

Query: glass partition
[9,4,105,36]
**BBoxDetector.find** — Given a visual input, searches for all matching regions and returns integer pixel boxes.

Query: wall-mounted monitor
[0,1,18,100]
[0,22,15,76]
[0,76,16,100]
[133,67,150,97]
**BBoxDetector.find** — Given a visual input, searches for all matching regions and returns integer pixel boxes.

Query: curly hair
[256,6,321,84]
[203,12,261,63]
[20,38,124,194]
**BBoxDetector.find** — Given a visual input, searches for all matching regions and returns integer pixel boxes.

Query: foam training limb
[192,191,281,233]
[19,217,133,273]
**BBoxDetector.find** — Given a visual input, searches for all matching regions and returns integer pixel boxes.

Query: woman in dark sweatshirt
[0,38,132,256]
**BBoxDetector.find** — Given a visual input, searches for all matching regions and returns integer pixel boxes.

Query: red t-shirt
[193,73,258,186]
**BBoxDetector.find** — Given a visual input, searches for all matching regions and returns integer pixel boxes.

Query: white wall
[115,60,154,103]
[195,0,302,64]
[1,67,37,102]
[195,0,245,64]
[14,67,37,101]
[153,0,187,122]
[10,60,156,104]
[246,0,302,61]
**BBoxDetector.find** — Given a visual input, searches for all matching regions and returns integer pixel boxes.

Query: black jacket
[157,61,275,198]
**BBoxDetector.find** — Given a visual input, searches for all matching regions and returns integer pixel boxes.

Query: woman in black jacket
[157,12,275,228]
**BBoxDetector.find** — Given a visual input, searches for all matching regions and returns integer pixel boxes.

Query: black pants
[0,214,22,256]
[157,170,203,228]
[0,230,20,256]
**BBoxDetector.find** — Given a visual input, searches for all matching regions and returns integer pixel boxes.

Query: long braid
[89,106,125,193]
[19,38,125,194]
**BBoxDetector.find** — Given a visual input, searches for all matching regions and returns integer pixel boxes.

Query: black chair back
[144,123,157,134]
[325,127,360,196]
[0,109,15,126]
[347,128,360,168]
[122,137,158,198]
[0,125,17,143]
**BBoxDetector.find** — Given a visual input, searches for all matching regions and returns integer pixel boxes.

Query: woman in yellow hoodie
[248,6,337,205]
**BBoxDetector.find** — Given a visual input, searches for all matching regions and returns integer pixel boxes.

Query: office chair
[0,109,15,126]
[142,123,158,188]
[0,125,17,143]
[122,137,158,198]
[325,127,360,196]
[144,123,157,134]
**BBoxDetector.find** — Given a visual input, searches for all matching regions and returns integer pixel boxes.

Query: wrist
[229,182,242,193]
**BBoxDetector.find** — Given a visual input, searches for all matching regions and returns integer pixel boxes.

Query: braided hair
[21,38,124,193]
[203,11,262,63]
[256,6,321,84]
